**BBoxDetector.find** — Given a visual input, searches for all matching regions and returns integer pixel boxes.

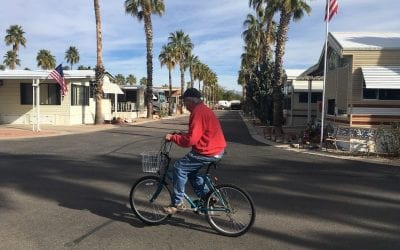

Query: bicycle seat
[205,160,220,174]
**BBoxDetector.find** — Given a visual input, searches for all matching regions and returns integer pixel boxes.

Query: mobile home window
[20,83,33,105]
[299,92,322,103]
[363,81,400,100]
[20,83,60,105]
[71,85,89,106]
[123,90,137,102]
[378,89,400,100]
[327,99,335,115]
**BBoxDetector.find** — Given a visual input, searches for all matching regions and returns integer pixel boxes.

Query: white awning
[103,83,124,94]
[362,66,400,89]
[292,80,323,92]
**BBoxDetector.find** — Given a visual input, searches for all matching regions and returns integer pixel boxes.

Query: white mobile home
[283,70,323,126]
[0,69,122,125]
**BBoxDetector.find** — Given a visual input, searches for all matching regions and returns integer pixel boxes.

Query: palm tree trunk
[190,69,194,88]
[12,47,17,70]
[179,64,185,112]
[202,83,206,103]
[168,68,172,116]
[94,0,104,125]
[272,8,291,135]
[264,16,274,58]
[144,14,153,118]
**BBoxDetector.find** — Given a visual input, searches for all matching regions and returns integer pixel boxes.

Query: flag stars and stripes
[325,0,338,22]
[49,64,68,96]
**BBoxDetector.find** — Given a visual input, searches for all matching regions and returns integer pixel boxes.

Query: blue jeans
[172,150,223,205]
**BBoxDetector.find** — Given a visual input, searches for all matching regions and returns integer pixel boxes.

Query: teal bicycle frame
[150,144,230,214]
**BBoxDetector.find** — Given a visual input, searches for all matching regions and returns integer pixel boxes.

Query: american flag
[325,0,338,22]
[49,64,67,96]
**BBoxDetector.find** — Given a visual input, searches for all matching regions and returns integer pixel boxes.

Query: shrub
[376,122,400,156]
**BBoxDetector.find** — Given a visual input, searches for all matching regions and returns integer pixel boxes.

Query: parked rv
[217,100,231,110]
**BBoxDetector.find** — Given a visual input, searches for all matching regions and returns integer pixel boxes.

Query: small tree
[376,122,400,156]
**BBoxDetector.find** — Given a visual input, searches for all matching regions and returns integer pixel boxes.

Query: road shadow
[0,111,399,248]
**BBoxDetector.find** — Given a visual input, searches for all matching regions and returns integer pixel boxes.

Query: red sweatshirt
[171,102,226,156]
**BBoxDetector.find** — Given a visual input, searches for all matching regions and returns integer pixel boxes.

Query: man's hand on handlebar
[165,133,174,141]
[166,131,184,141]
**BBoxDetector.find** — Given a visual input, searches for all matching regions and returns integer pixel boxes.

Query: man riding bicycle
[163,88,226,214]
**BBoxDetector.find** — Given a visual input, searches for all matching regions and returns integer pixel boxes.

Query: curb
[0,114,189,140]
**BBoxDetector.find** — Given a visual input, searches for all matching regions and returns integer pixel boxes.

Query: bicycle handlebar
[160,137,173,155]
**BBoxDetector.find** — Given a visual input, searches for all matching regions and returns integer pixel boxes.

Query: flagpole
[37,78,41,132]
[320,0,330,149]
[32,79,35,132]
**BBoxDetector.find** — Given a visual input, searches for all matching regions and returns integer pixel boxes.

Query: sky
[1,0,400,92]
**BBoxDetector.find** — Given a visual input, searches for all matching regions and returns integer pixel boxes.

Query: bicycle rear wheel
[129,176,172,225]
[206,184,255,237]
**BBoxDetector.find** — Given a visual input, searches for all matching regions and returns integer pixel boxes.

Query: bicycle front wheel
[206,184,255,237]
[129,176,172,225]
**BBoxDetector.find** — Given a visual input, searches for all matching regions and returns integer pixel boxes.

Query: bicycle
[129,138,256,237]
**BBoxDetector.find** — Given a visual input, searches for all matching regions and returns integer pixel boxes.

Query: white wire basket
[141,151,162,173]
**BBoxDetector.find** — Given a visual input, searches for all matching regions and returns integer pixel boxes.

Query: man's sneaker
[163,202,187,215]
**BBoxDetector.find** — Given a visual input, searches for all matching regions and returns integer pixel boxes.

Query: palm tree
[242,13,264,63]
[4,25,26,69]
[114,74,126,85]
[193,59,204,91]
[203,69,217,105]
[3,51,20,69]
[167,30,193,109]
[249,0,279,59]
[140,77,147,86]
[65,46,80,70]
[199,63,210,96]
[159,44,177,116]
[94,0,105,124]
[125,0,165,118]
[186,54,198,88]
[237,68,247,100]
[36,49,55,70]
[126,74,137,85]
[240,46,257,85]
[272,0,311,133]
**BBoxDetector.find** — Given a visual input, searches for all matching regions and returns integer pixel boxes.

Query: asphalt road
[0,111,399,249]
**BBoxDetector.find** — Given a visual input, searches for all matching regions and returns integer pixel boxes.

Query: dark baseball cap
[181,88,201,99]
